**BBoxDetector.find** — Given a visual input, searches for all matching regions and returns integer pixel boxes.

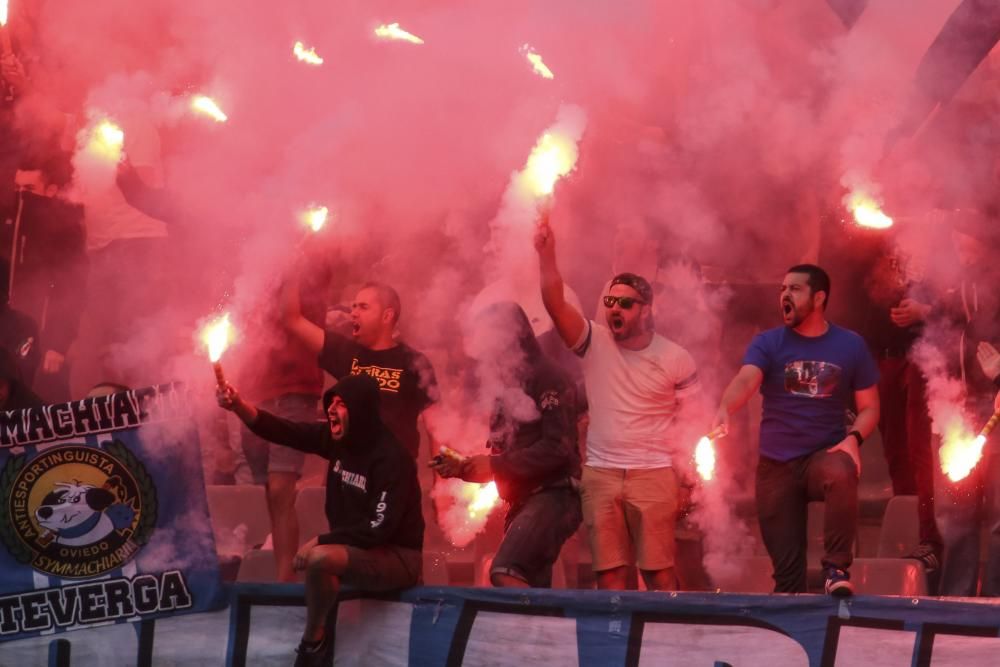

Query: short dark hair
[609,272,654,304]
[360,282,402,324]
[786,264,831,309]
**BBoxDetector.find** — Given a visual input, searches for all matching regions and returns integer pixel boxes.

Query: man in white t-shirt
[534,214,702,591]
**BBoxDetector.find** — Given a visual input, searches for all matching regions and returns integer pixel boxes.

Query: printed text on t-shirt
[350,358,403,392]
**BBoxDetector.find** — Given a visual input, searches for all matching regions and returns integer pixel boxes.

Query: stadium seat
[237,549,296,583]
[850,558,927,596]
[876,495,920,558]
[206,485,270,554]
[717,556,775,594]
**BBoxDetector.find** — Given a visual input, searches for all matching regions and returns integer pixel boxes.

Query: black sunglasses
[603,295,645,309]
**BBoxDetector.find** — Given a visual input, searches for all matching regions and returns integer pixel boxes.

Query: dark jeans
[934,440,1000,596]
[756,448,858,593]
[878,356,941,547]
[492,486,582,588]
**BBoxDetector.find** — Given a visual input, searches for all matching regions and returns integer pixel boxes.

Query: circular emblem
[0,441,157,579]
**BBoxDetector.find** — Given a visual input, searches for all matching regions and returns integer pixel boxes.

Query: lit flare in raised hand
[87,120,125,162]
[520,44,554,79]
[847,190,893,230]
[201,313,234,388]
[191,95,228,123]
[293,41,324,66]
[522,132,578,197]
[301,205,329,232]
[374,22,424,44]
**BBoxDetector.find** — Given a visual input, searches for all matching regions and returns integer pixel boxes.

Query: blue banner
[0,384,225,642]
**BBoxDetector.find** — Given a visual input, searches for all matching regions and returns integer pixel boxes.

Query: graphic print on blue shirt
[784,361,843,398]
[743,324,879,462]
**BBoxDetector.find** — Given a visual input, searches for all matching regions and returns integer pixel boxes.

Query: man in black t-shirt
[282,274,439,459]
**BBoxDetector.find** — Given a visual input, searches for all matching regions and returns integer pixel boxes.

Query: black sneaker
[294,635,332,667]
[824,567,854,597]
[905,542,941,572]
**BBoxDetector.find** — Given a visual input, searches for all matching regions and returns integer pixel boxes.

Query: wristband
[848,430,864,447]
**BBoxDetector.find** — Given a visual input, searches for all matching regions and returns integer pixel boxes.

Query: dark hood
[477,301,543,363]
[323,374,382,445]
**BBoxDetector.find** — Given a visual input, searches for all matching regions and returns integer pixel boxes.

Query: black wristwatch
[848,430,864,447]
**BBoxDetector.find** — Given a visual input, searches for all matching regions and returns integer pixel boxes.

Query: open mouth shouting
[610,314,625,331]
[782,300,794,321]
[329,414,344,438]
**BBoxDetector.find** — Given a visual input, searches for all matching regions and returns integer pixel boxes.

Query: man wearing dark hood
[217,373,423,667]
[432,302,582,588]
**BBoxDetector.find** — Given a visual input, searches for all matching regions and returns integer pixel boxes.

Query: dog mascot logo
[1,442,157,578]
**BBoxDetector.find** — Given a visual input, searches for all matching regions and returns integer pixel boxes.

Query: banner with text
[0,384,225,642]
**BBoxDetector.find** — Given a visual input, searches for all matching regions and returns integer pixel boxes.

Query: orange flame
[847,191,893,230]
[467,481,499,519]
[374,23,424,44]
[301,205,329,232]
[522,132,580,197]
[940,411,1000,482]
[293,41,324,66]
[87,120,125,162]
[694,424,727,482]
[201,313,233,363]
[520,44,554,79]
[695,437,717,481]
[940,429,986,483]
[191,95,228,123]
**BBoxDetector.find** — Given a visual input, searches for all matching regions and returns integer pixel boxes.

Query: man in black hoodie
[433,302,582,588]
[217,373,423,666]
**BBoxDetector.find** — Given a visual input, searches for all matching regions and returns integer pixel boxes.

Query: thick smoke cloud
[11,0,998,565]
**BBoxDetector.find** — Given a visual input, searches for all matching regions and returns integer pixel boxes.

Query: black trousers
[756,447,858,593]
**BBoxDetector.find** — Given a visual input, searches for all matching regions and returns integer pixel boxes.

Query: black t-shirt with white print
[319,331,438,458]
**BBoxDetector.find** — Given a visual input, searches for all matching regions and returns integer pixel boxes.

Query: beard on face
[607,310,638,340]
[782,298,812,328]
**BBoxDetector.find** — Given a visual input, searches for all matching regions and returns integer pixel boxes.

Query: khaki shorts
[580,465,679,572]
[342,545,422,591]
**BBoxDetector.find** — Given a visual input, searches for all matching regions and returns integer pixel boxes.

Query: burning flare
[467,482,499,519]
[940,411,1000,482]
[87,120,125,162]
[520,44,554,80]
[293,41,324,66]
[1,0,8,26]
[521,131,580,198]
[201,313,233,364]
[694,424,727,482]
[847,191,894,230]
[374,22,424,45]
[191,95,228,123]
[301,205,329,232]
[695,437,717,481]
[201,313,233,389]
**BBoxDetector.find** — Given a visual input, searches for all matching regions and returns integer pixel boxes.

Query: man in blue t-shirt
[713,264,880,596]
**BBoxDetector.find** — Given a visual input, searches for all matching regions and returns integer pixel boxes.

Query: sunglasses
[603,295,645,309]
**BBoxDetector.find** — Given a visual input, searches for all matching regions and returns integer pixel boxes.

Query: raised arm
[712,365,764,432]
[280,267,324,356]
[534,212,586,348]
